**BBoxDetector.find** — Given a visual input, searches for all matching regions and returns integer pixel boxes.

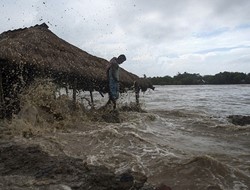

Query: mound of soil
[0,142,153,190]
[228,115,250,126]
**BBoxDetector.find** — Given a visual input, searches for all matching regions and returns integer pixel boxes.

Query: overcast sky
[1,0,250,77]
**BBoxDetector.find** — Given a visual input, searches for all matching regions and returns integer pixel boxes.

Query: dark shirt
[107,57,119,82]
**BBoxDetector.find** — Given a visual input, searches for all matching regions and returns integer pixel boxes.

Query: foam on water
[4,83,250,189]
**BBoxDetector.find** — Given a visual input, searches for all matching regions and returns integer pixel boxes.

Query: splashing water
[3,84,250,189]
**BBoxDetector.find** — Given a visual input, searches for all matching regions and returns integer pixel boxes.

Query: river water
[4,82,250,189]
[80,85,250,190]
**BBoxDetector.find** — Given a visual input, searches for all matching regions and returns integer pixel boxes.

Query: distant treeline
[149,72,250,85]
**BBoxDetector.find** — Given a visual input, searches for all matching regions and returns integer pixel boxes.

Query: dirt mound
[0,142,153,190]
[228,115,250,126]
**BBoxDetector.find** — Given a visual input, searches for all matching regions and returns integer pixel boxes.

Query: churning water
[57,85,250,189]
[4,80,250,190]
[61,85,249,189]
[140,85,250,189]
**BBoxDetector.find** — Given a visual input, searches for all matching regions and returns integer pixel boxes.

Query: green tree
[149,72,250,85]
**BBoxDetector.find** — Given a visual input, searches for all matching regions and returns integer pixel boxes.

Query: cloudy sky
[1,0,250,77]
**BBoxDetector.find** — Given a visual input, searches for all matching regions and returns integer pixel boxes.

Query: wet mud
[0,142,153,190]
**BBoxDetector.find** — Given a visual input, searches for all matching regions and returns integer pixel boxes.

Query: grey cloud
[1,0,250,76]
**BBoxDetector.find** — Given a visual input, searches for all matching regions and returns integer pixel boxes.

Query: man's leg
[112,99,116,110]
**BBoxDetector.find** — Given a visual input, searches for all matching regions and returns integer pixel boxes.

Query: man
[106,54,126,109]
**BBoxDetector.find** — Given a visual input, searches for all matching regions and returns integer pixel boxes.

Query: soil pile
[0,142,153,190]
[228,115,250,126]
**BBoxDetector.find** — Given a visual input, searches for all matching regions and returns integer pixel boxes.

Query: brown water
[3,84,250,189]
[57,85,250,189]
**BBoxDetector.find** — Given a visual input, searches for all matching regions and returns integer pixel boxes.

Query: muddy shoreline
[0,139,155,190]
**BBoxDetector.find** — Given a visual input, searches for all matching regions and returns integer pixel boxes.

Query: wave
[3,82,250,190]
[149,155,250,190]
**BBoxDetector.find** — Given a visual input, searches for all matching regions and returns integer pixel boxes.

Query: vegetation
[149,72,250,85]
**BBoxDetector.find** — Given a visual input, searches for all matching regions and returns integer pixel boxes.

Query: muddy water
[5,84,249,189]
[52,85,250,189]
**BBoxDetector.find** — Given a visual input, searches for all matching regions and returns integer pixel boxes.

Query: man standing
[106,54,126,109]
